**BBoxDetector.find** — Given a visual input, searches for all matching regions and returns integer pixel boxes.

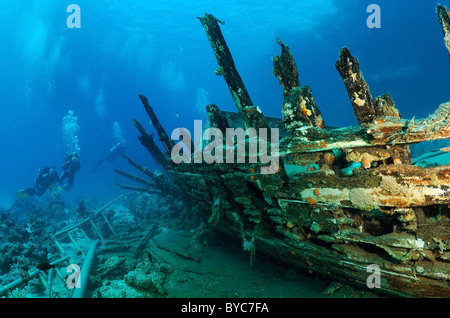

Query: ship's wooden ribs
[122,154,172,190]
[206,104,230,134]
[138,94,174,153]
[132,118,170,169]
[114,169,155,187]
[437,4,450,60]
[117,184,161,194]
[283,102,450,153]
[373,93,401,119]
[273,39,326,130]
[120,154,185,197]
[198,13,268,129]
[122,155,160,181]
[370,102,450,144]
[335,47,375,126]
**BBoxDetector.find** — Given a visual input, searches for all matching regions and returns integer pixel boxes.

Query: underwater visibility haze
[0,0,450,300]
[1,0,450,205]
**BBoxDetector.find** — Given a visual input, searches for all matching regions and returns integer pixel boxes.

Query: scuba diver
[91,141,126,173]
[60,152,81,190]
[17,166,61,197]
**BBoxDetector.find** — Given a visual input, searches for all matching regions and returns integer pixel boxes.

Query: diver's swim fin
[16,189,30,199]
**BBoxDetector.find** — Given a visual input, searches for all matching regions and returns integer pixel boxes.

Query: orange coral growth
[362,156,372,169]
[323,152,335,165]
[387,198,408,208]
[249,167,255,173]
[291,250,296,256]
[301,108,309,117]
[307,198,316,205]
[314,189,320,196]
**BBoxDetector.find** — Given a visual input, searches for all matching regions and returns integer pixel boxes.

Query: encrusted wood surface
[273,38,326,130]
[119,8,450,297]
[438,4,450,60]
[335,47,375,126]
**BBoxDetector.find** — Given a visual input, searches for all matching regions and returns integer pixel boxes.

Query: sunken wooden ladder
[0,193,132,298]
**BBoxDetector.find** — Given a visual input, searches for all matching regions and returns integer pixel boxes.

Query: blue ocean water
[0,0,449,208]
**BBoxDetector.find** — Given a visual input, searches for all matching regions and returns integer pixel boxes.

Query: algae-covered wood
[118,7,450,297]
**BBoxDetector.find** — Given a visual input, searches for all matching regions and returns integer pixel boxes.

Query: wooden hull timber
[118,6,450,297]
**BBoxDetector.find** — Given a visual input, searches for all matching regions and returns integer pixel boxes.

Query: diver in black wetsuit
[60,152,81,190]
[91,141,126,173]
[18,166,61,197]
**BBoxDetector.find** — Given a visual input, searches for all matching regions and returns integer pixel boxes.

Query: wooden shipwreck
[117,6,450,297]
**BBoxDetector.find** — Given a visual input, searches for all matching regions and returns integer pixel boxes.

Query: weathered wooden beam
[132,118,170,169]
[272,39,325,130]
[206,104,230,134]
[114,169,155,187]
[369,101,450,145]
[117,184,161,194]
[335,47,375,125]
[120,154,187,199]
[272,38,300,95]
[122,154,159,181]
[285,164,450,209]
[132,224,158,253]
[198,13,268,129]
[282,102,450,153]
[373,93,401,119]
[437,4,450,61]
[282,85,326,130]
[138,94,174,153]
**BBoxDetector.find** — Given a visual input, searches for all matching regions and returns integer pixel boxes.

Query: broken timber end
[272,38,301,95]
[273,38,326,130]
[198,13,269,130]
[335,47,375,126]
[437,4,450,60]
